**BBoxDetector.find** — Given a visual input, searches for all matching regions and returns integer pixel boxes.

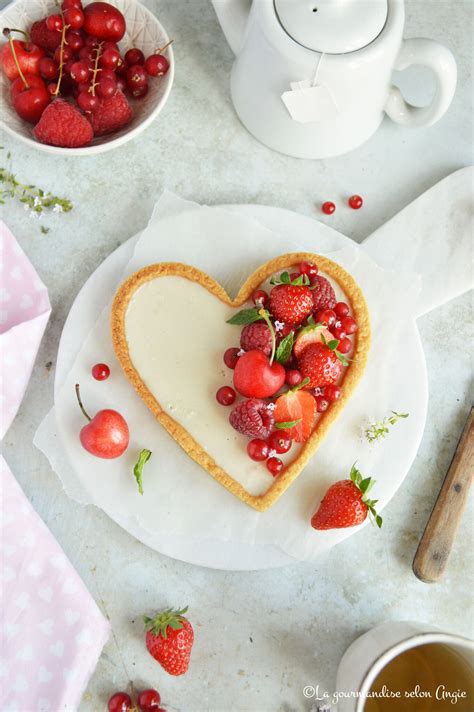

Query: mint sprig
[226,308,262,325]
[275,419,301,429]
[275,331,294,364]
[133,449,152,495]
[364,412,409,444]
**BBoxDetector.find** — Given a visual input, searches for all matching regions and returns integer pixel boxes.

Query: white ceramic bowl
[0,0,174,155]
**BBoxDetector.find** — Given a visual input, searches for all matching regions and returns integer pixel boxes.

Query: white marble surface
[0,1,473,710]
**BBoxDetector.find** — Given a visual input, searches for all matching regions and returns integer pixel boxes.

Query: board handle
[413,408,474,583]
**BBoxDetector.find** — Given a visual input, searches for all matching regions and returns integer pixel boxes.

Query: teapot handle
[385,38,457,127]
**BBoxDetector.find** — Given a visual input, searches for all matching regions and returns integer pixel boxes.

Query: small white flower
[23,204,29,211]
[314,387,323,396]
[267,402,276,411]
[29,210,40,219]
[237,349,245,357]
[268,449,278,458]
[274,321,285,332]
[53,203,64,213]
[33,196,41,207]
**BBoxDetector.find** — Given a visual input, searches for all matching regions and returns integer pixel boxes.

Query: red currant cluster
[322,194,364,215]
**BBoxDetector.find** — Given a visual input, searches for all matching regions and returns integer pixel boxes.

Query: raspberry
[240,323,272,355]
[229,399,275,439]
[33,99,93,148]
[87,90,132,136]
[30,20,62,52]
[311,275,336,312]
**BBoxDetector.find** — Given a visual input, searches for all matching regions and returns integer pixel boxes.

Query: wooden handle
[413,408,474,583]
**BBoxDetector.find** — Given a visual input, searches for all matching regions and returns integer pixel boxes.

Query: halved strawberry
[293,323,333,358]
[274,388,317,442]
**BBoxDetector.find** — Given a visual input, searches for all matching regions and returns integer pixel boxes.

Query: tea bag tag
[281,79,338,123]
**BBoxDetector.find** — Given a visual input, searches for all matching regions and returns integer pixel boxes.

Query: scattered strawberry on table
[311,463,382,530]
[218,261,357,480]
[0,0,171,148]
[144,607,194,676]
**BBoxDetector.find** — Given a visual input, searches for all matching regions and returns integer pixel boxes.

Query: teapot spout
[212,0,251,55]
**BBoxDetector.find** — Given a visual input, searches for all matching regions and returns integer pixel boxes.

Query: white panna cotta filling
[124,272,348,497]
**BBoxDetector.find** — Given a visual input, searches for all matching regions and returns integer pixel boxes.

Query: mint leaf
[276,331,294,364]
[275,419,301,429]
[133,449,152,495]
[227,308,261,325]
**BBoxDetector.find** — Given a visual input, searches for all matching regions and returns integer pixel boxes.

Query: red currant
[322,201,336,215]
[126,64,147,89]
[54,45,73,63]
[247,439,269,462]
[65,30,84,51]
[285,369,302,387]
[223,347,240,369]
[108,692,132,712]
[97,76,117,98]
[46,14,63,31]
[39,57,59,80]
[116,75,127,93]
[290,271,300,281]
[144,53,169,77]
[101,48,121,70]
[92,363,110,380]
[316,396,329,413]
[63,6,84,29]
[341,316,357,335]
[267,456,283,476]
[85,34,99,48]
[348,194,363,210]
[334,302,350,318]
[324,385,341,401]
[62,0,82,9]
[330,323,346,341]
[77,91,100,112]
[267,430,292,454]
[125,48,145,66]
[337,337,352,354]
[137,688,161,712]
[130,83,148,99]
[47,82,59,96]
[69,61,89,83]
[299,261,318,278]
[315,308,336,328]
[252,289,268,307]
[216,386,236,406]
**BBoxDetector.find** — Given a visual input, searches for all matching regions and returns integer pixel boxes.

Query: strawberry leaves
[133,448,152,495]
[270,270,310,287]
[144,607,188,640]
[350,463,383,528]
[320,333,350,367]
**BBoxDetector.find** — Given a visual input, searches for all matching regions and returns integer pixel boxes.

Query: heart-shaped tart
[111,253,370,511]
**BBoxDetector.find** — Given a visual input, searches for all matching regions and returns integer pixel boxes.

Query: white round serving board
[55,205,428,570]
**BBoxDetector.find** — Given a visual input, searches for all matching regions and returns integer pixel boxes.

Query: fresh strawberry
[34,99,93,147]
[274,388,317,442]
[144,607,194,676]
[298,339,347,389]
[311,464,382,530]
[269,284,313,325]
[293,323,333,358]
[240,322,272,355]
[87,90,132,136]
[30,19,62,52]
[311,275,336,312]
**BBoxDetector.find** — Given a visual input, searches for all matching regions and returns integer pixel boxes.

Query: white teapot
[212,0,457,158]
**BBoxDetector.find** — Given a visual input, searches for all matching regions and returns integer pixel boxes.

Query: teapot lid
[274,0,388,54]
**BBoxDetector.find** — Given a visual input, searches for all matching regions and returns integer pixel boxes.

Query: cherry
[224,347,240,370]
[267,456,283,476]
[69,60,89,83]
[299,261,318,278]
[334,302,350,318]
[337,337,352,354]
[0,37,45,81]
[315,308,336,328]
[100,47,121,69]
[92,363,110,380]
[108,692,132,712]
[285,369,302,387]
[324,385,341,402]
[125,47,145,66]
[341,316,357,335]
[145,53,169,77]
[39,57,59,80]
[63,6,84,29]
[11,73,50,123]
[83,2,126,42]
[77,90,100,112]
[322,201,336,215]
[46,14,63,31]
[316,396,329,413]
[348,194,363,210]
[126,63,147,89]
[252,289,268,307]
[233,350,285,399]
[267,430,292,454]
[137,689,162,712]
[97,76,117,98]
[75,384,129,459]
[247,439,269,462]
[216,386,236,406]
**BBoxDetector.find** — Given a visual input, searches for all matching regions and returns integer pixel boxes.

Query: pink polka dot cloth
[0,220,51,439]
[1,455,110,711]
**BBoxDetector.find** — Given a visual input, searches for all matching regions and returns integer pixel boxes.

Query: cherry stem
[75,384,92,422]
[52,19,70,97]
[5,31,29,88]
[89,41,104,96]
[3,27,29,39]
[258,308,276,365]
[155,39,173,55]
